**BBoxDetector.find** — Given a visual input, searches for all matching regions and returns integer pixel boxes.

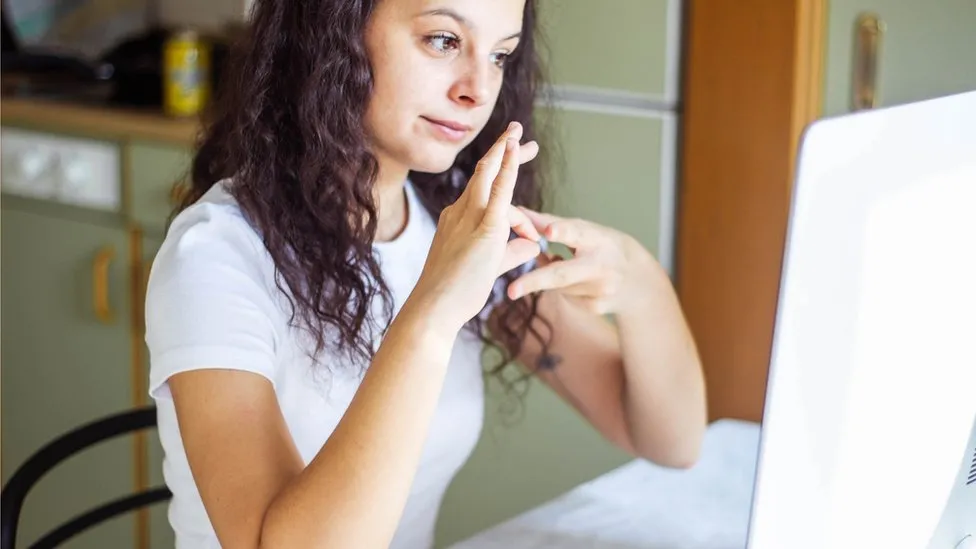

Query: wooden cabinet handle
[93,245,115,324]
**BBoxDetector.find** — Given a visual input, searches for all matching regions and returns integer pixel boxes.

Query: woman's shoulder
[144,180,285,400]
[148,179,275,297]
[167,178,254,238]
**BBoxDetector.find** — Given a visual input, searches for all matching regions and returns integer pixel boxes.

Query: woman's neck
[373,165,410,243]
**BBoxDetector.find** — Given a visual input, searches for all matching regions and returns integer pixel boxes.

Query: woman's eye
[491,52,511,69]
[426,34,461,53]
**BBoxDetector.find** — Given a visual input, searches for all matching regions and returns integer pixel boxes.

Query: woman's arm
[504,210,707,468]
[170,300,457,549]
[509,266,707,468]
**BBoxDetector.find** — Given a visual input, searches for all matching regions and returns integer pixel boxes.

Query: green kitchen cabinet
[823,0,976,116]
[538,0,680,101]
[0,132,191,548]
[541,107,676,261]
[0,198,136,549]
[126,142,193,235]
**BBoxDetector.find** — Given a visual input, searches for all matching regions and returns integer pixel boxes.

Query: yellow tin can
[163,29,210,117]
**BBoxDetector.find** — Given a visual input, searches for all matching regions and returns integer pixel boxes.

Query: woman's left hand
[507,207,662,316]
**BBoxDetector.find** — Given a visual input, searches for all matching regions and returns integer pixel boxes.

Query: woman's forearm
[616,259,708,468]
[260,300,457,548]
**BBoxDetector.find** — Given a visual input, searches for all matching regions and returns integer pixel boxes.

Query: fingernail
[507,121,517,131]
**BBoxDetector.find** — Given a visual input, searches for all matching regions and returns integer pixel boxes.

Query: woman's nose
[449,56,492,107]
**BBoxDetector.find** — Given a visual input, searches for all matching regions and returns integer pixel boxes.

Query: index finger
[538,214,592,251]
[465,122,523,204]
[508,204,542,242]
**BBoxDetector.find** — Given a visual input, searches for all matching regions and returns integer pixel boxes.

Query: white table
[451,419,762,549]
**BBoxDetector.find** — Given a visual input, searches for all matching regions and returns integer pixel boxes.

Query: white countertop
[451,419,762,549]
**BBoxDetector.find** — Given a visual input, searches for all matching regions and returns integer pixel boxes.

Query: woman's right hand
[406,121,542,334]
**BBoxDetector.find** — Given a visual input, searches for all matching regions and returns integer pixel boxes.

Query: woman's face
[363,0,526,177]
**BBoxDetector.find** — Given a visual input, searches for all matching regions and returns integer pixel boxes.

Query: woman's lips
[423,116,472,142]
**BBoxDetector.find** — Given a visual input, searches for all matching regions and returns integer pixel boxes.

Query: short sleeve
[146,200,281,400]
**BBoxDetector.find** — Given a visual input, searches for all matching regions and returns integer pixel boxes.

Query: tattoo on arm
[535,352,598,425]
[536,352,562,371]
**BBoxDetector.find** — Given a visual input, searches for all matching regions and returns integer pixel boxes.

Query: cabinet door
[1,201,135,549]
[538,0,680,101]
[539,106,677,269]
[126,142,193,234]
[823,0,976,116]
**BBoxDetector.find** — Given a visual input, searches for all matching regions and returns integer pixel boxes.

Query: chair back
[0,407,172,549]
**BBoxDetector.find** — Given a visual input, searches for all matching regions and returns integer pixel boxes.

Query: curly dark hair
[179,0,558,401]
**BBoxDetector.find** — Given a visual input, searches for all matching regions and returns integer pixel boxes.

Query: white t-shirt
[145,179,486,549]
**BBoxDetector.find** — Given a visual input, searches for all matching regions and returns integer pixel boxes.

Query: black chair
[1,407,173,549]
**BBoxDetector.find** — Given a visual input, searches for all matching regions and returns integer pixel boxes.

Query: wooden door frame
[675,0,827,423]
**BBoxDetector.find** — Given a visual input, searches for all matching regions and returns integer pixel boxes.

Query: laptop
[744,90,976,549]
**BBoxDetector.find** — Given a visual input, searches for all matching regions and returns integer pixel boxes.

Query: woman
[145,0,707,547]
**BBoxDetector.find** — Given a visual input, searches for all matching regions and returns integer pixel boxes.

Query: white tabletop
[450,419,762,549]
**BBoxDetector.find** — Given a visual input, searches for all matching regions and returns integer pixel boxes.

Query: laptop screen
[745,90,976,549]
